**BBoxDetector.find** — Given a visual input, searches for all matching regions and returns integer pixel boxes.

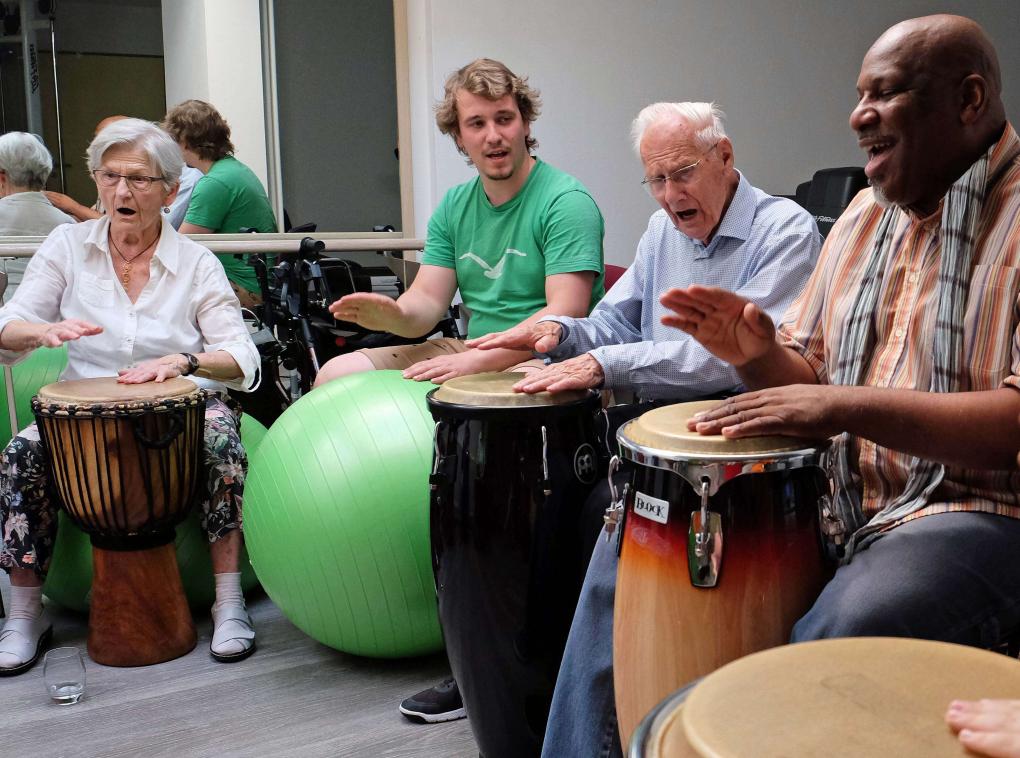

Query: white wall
[162,0,271,196]
[408,0,1020,264]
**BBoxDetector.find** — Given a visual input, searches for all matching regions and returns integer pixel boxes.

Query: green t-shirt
[421,159,605,339]
[185,156,278,293]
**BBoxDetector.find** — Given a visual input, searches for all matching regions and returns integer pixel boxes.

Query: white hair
[86,118,184,187]
[630,102,727,155]
[0,132,53,190]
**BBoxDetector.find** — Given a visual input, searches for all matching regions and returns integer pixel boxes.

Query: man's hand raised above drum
[511,353,604,394]
[659,285,775,367]
[328,292,405,334]
[466,320,564,354]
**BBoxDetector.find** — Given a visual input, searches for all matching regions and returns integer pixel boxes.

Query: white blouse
[0,216,259,393]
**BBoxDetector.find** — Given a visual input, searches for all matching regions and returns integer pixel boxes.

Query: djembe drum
[632,637,1020,757]
[33,377,205,666]
[427,373,602,758]
[609,400,832,746]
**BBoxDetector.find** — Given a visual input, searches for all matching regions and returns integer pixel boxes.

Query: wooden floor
[0,575,478,757]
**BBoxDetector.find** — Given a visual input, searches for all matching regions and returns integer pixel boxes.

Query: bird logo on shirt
[459,248,527,279]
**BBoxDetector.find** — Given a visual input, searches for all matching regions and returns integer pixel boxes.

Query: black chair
[794,167,868,238]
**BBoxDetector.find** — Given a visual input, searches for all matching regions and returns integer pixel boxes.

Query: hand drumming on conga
[466,320,564,354]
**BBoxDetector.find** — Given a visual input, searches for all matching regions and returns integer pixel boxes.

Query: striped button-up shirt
[780,123,1020,524]
[545,173,821,400]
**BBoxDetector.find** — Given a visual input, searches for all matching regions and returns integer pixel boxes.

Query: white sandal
[210,605,256,662]
[0,612,53,676]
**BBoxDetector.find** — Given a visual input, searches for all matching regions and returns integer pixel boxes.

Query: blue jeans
[544,510,1020,758]
[542,523,621,758]
[793,510,1020,645]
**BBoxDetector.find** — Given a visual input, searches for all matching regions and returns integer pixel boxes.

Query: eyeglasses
[641,142,720,196]
[92,170,164,191]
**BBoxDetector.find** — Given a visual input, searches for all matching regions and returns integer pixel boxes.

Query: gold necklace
[109,230,160,286]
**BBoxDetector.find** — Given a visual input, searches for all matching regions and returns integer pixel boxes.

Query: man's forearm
[833,385,1020,470]
[738,341,819,389]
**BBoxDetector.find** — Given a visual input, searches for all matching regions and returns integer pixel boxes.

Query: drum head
[621,400,816,455]
[37,376,198,404]
[430,371,588,407]
[681,637,1020,757]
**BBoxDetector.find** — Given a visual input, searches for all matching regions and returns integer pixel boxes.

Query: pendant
[121,262,131,286]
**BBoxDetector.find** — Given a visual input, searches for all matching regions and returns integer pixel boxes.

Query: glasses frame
[92,169,166,192]
[641,141,721,196]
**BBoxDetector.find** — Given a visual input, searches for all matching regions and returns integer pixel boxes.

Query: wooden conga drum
[632,638,1020,757]
[33,377,205,666]
[611,400,832,746]
[427,373,602,758]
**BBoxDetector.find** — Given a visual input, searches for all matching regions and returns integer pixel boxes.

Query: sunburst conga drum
[612,400,832,746]
[33,376,205,666]
[632,637,1020,757]
[427,373,602,758]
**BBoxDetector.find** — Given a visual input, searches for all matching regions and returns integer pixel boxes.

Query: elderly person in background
[46,115,202,230]
[0,131,74,296]
[0,118,260,675]
[162,99,278,309]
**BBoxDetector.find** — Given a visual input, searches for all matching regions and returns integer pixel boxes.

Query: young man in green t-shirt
[313,57,605,389]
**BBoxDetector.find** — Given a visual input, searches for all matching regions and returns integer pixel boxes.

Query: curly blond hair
[435,58,541,156]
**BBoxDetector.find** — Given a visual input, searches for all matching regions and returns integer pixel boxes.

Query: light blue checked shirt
[542,173,821,400]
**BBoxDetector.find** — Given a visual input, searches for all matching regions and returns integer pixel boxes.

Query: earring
[162,206,170,213]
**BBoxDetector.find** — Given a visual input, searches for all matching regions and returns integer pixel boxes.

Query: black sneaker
[398,676,466,723]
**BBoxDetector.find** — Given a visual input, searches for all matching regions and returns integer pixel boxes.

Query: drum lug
[540,425,551,496]
[604,455,626,542]
[688,478,723,588]
[429,421,445,491]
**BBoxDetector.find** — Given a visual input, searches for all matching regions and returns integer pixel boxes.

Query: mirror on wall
[0,0,405,238]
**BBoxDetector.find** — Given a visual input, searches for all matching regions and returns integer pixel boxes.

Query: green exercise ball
[0,345,69,443]
[43,413,268,612]
[244,370,443,658]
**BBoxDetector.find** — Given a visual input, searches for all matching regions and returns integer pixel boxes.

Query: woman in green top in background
[163,99,278,308]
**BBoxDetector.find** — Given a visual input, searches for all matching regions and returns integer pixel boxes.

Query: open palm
[660,285,775,367]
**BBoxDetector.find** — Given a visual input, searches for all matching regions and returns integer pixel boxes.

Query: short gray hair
[630,102,727,155]
[86,117,184,187]
[0,132,53,190]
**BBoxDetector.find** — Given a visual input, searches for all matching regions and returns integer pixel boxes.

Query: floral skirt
[0,395,246,577]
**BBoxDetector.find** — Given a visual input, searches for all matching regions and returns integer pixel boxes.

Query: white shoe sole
[398,704,466,723]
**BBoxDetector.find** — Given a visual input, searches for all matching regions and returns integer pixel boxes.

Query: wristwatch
[179,352,200,376]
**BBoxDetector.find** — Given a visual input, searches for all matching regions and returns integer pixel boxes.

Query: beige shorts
[358,337,546,373]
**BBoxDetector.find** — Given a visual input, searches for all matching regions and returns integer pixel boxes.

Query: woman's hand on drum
[466,321,564,354]
[117,355,186,384]
[512,354,604,394]
[947,699,1020,758]
[328,292,404,333]
[686,384,849,440]
[37,319,103,348]
[660,286,776,367]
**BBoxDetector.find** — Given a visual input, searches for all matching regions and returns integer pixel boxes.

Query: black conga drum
[33,377,205,666]
[427,372,601,758]
[610,400,832,746]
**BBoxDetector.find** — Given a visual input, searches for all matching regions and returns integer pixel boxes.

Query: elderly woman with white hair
[0,131,74,294]
[0,118,260,674]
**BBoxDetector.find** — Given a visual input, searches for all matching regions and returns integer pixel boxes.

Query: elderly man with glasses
[471,101,819,403]
[471,100,821,757]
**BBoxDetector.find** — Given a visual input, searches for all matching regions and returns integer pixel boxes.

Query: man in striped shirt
[665,11,1020,666]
